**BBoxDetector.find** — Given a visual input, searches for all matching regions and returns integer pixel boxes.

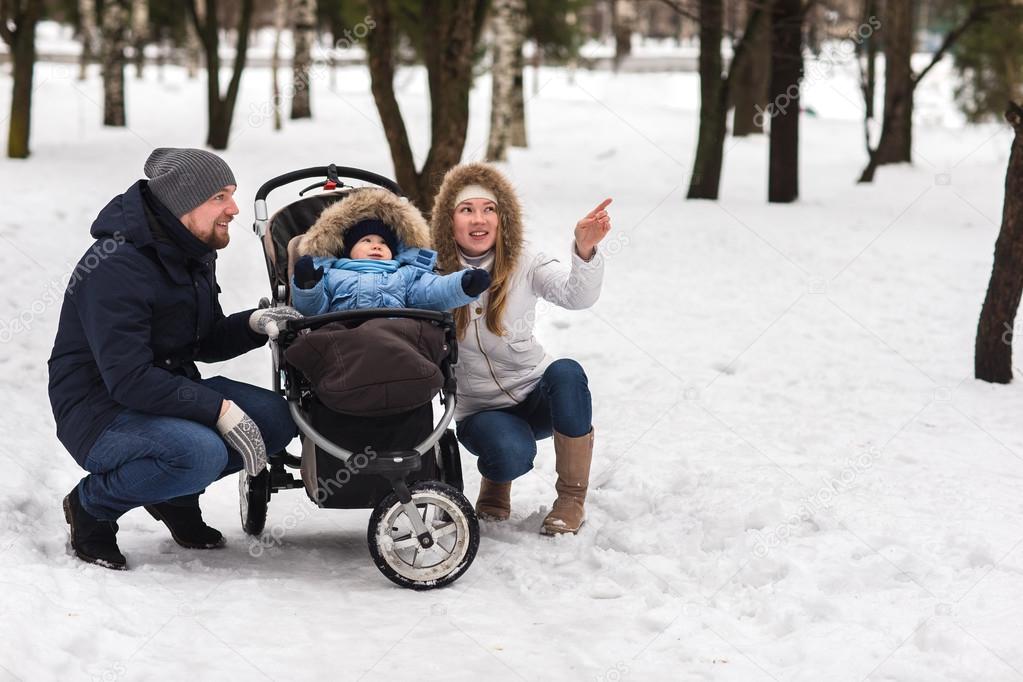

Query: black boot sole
[145,506,226,550]
[63,494,128,571]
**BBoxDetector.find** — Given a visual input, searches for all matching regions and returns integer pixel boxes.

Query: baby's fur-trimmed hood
[430,163,523,274]
[299,188,430,257]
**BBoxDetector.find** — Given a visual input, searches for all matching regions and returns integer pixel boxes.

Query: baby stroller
[242,164,480,590]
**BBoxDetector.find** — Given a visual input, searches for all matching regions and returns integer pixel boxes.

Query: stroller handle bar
[289,392,456,464]
[253,165,403,237]
[285,307,453,333]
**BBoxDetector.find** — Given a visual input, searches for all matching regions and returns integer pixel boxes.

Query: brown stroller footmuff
[285,317,449,417]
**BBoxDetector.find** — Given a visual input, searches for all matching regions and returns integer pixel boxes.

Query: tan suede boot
[542,429,594,535]
[476,478,511,521]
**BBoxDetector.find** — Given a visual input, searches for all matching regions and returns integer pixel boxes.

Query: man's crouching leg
[67,412,231,569]
[150,377,297,550]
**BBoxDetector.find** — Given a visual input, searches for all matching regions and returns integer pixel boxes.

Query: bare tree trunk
[685,0,763,199]
[873,0,913,166]
[487,0,525,160]
[687,0,726,199]
[612,0,634,72]
[731,0,770,137]
[767,0,802,203]
[184,4,201,80]
[78,0,97,81]
[187,0,255,150]
[976,103,1023,383]
[366,0,485,212]
[130,0,147,78]
[101,0,129,127]
[272,0,288,131]
[858,0,878,120]
[419,0,484,211]
[2,0,42,159]
[290,0,315,119]
[366,0,419,200]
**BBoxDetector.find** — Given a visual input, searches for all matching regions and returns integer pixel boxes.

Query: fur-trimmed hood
[299,188,430,258]
[430,163,523,274]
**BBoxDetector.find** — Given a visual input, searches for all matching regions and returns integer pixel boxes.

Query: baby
[291,188,489,315]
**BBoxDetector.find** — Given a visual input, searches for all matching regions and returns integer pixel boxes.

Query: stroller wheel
[368,481,480,590]
[239,469,270,535]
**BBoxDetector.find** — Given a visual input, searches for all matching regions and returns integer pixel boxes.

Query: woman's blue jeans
[456,359,592,483]
[77,376,297,520]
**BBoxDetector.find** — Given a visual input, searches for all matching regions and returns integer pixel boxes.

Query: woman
[430,163,612,534]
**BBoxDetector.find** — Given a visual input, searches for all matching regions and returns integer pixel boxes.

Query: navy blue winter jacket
[47,181,266,466]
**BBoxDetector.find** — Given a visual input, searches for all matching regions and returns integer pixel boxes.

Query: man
[49,148,300,570]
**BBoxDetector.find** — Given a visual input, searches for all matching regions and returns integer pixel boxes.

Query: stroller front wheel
[368,481,480,590]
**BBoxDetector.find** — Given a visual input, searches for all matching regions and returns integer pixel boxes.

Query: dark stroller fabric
[301,400,440,509]
[285,318,448,417]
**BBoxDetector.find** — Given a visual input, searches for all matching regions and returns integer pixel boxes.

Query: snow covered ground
[1,49,1023,682]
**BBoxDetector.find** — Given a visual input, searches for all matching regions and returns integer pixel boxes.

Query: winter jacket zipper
[474,318,516,402]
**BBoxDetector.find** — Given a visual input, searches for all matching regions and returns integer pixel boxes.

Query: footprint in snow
[711,361,737,375]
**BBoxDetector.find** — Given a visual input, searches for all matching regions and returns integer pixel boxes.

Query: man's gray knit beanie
[144,147,237,218]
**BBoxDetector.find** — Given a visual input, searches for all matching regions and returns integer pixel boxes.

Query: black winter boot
[145,498,225,549]
[63,488,127,570]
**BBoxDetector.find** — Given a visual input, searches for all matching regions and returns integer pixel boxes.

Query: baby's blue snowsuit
[291,247,473,316]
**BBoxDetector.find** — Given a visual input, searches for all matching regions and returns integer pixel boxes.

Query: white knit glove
[249,306,303,339]
[216,402,267,476]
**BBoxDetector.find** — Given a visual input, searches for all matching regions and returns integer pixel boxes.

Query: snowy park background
[3,17,1023,682]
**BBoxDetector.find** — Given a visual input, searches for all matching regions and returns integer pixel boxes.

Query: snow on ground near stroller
[2,53,1023,681]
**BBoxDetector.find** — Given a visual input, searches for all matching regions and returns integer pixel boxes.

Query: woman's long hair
[430,163,524,340]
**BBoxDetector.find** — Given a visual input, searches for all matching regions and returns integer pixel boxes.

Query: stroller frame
[240,164,479,589]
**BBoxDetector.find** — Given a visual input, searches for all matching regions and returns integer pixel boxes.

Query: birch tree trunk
[130,0,148,78]
[612,0,634,72]
[487,0,525,160]
[101,0,129,127]
[290,0,316,120]
[509,6,527,148]
[272,0,289,131]
[78,0,97,81]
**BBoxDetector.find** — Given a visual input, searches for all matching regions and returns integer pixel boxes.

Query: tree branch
[913,3,1023,87]
[0,0,17,47]
[654,0,700,24]
[365,0,418,201]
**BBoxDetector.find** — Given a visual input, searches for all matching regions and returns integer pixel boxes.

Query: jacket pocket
[508,338,536,354]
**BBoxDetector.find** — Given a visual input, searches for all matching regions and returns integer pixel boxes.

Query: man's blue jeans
[456,359,592,483]
[77,376,297,520]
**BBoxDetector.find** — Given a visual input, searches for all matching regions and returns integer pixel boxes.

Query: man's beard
[204,224,230,250]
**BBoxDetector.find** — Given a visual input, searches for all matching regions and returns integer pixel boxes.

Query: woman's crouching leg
[456,410,537,482]
[539,358,592,438]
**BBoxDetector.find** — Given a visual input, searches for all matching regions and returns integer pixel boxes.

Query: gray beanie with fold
[144,147,237,218]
